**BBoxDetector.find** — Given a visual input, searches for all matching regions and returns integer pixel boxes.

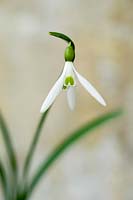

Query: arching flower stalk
[40,32,106,113]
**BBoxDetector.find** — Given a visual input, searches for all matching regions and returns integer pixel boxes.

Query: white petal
[40,65,67,113]
[73,67,106,106]
[67,87,76,110]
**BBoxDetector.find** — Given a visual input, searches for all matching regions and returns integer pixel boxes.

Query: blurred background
[0,0,133,199]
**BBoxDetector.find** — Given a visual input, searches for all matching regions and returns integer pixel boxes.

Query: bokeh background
[0,0,133,199]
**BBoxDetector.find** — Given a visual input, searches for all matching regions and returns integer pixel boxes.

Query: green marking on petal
[65,76,74,86]
[70,76,74,85]
[65,77,69,85]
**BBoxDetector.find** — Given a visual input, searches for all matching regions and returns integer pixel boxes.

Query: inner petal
[63,62,76,90]
[67,87,76,110]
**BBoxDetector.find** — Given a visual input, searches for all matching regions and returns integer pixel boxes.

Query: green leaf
[23,108,50,178]
[26,108,123,198]
[0,112,17,176]
[0,112,18,199]
[0,159,10,200]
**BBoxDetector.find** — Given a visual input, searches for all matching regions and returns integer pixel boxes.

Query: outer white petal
[67,87,76,110]
[40,65,67,113]
[73,66,106,106]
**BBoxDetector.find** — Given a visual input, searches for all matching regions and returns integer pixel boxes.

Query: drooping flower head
[40,32,106,113]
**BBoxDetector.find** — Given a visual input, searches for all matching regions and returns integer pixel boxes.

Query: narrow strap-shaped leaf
[26,108,122,198]
[23,108,50,177]
[0,159,10,200]
[0,112,17,176]
[49,32,75,49]
[0,159,7,198]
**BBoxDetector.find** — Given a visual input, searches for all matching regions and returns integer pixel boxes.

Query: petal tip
[101,99,107,107]
[40,105,47,113]
[40,108,44,113]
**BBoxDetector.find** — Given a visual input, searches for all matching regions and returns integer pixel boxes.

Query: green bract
[49,32,75,62]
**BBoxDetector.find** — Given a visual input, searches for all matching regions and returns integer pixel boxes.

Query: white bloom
[40,62,106,113]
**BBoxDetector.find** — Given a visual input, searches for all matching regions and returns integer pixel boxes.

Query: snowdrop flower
[40,32,106,113]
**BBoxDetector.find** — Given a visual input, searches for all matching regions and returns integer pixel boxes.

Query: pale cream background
[0,0,133,199]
